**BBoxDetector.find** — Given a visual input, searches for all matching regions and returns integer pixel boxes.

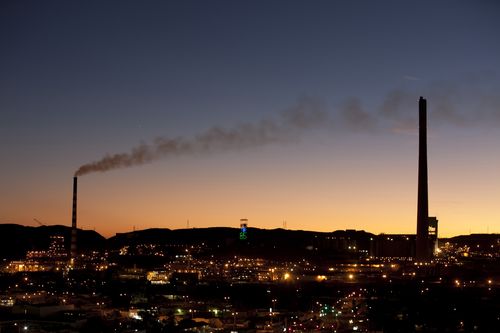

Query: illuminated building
[49,235,67,258]
[240,219,248,240]
[428,216,439,255]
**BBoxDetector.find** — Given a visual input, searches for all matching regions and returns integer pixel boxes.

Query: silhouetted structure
[428,216,438,254]
[375,234,415,258]
[416,97,431,260]
[240,219,248,240]
[70,176,78,264]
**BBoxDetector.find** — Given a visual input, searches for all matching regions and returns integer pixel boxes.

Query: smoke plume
[75,72,500,176]
[75,97,328,176]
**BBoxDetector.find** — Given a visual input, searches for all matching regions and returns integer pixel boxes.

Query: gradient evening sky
[1,0,499,237]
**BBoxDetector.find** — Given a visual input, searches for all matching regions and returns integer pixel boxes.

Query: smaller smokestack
[70,177,77,263]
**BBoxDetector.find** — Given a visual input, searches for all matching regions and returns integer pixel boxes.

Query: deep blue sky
[1,1,499,236]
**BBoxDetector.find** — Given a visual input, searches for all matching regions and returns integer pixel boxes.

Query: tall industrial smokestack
[416,97,430,260]
[70,177,77,264]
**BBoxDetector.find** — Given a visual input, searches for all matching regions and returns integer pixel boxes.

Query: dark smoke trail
[75,73,500,176]
[339,97,378,131]
[74,97,328,176]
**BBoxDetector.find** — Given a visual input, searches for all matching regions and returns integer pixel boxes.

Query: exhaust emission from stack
[74,78,500,178]
[74,98,328,176]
